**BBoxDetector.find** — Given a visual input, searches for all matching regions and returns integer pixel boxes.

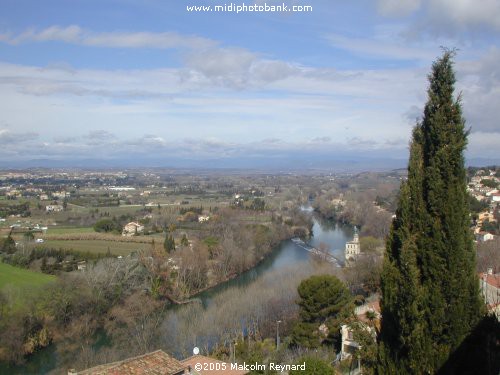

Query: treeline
[0,202,31,217]
[0,257,150,367]
[0,244,108,273]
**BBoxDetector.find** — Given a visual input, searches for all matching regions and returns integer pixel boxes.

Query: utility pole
[276,320,282,350]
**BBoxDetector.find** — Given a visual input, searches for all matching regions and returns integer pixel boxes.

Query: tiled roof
[75,350,185,375]
[483,274,500,289]
[181,355,248,375]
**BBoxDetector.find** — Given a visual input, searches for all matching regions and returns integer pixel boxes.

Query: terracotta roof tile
[76,350,185,375]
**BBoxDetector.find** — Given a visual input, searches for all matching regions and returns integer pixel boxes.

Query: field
[0,262,55,290]
[38,239,151,256]
[44,226,94,235]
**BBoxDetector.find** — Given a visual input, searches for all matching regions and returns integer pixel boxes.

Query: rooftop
[73,350,185,375]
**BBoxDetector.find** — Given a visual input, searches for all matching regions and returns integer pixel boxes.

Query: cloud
[0,25,216,50]
[457,48,500,133]
[0,128,39,144]
[376,0,500,37]
[377,0,422,17]
[404,105,422,123]
[183,48,298,89]
[325,33,434,61]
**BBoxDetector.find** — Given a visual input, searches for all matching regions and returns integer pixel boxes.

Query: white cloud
[0,128,39,144]
[325,33,434,61]
[0,25,216,50]
[377,0,500,36]
[377,0,422,17]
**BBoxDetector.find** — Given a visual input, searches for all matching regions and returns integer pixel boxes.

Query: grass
[38,239,150,256]
[0,262,55,290]
[46,226,94,235]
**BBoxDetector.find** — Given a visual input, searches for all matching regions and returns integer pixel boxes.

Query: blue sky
[0,0,499,168]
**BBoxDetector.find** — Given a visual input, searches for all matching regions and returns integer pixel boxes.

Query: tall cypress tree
[378,50,482,373]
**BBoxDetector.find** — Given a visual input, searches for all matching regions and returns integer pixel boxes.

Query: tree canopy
[291,274,352,348]
[378,50,483,373]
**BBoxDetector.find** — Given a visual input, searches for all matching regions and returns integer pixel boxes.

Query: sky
[0,0,499,169]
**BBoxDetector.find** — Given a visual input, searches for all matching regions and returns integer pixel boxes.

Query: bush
[93,219,120,233]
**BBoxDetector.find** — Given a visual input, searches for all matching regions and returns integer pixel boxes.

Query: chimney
[487,267,493,275]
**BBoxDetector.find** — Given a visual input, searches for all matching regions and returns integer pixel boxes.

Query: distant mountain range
[0,156,498,172]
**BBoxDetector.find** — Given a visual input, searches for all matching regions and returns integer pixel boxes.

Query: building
[345,226,360,262]
[198,215,210,223]
[45,205,64,213]
[340,297,380,361]
[69,350,249,375]
[69,350,185,375]
[480,269,500,320]
[122,222,144,236]
[476,231,495,242]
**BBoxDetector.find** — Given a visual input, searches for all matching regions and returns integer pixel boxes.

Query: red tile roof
[483,274,500,288]
[75,350,185,375]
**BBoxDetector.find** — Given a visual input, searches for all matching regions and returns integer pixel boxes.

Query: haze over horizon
[1,0,499,169]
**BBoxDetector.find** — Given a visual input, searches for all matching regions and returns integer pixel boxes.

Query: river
[2,214,352,374]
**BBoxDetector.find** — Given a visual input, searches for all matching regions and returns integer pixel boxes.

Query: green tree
[163,234,175,253]
[291,275,352,348]
[480,179,498,189]
[289,356,334,375]
[23,230,35,242]
[93,218,118,233]
[378,51,483,373]
[180,234,189,247]
[0,235,16,254]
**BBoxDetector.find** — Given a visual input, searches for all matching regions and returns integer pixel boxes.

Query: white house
[198,215,210,223]
[345,226,360,263]
[476,232,495,242]
[45,205,64,213]
[122,222,144,236]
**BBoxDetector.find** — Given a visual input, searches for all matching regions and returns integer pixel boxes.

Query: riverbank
[0,216,341,374]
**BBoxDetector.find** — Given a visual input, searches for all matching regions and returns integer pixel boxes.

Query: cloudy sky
[0,0,499,169]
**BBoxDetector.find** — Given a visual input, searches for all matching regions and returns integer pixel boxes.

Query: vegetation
[93,218,121,233]
[480,179,498,189]
[163,234,175,253]
[379,51,484,373]
[289,356,334,375]
[0,262,55,290]
[291,274,352,349]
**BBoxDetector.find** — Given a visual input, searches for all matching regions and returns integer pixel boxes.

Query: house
[340,324,361,360]
[122,222,144,236]
[492,193,500,202]
[45,205,64,213]
[69,350,185,375]
[69,350,249,375]
[476,231,495,242]
[345,226,360,263]
[198,215,210,223]
[340,297,381,361]
[480,269,500,320]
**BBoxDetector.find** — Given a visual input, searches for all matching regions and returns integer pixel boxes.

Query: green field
[45,226,94,235]
[0,262,55,290]
[39,239,151,256]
